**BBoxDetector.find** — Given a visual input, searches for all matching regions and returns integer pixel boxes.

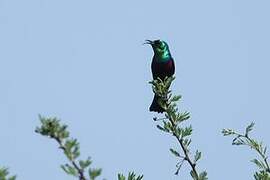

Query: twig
[168,116,199,179]
[54,137,86,180]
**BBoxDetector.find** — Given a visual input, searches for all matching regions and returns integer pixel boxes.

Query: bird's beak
[143,39,153,45]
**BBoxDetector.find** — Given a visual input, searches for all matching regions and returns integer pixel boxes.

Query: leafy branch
[222,122,270,180]
[35,115,102,180]
[0,167,16,180]
[150,76,207,180]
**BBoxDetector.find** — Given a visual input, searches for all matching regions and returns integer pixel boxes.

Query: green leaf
[245,122,255,136]
[79,157,92,169]
[66,164,77,176]
[118,174,126,180]
[163,121,173,133]
[156,125,170,133]
[170,148,180,157]
[194,150,202,162]
[199,171,208,180]
[177,111,190,122]
[221,129,235,136]
[128,172,136,180]
[264,146,267,155]
[181,126,193,138]
[251,159,267,170]
[89,168,102,180]
[61,164,78,177]
[170,95,182,102]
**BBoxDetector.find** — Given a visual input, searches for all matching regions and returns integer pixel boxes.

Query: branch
[35,115,102,180]
[150,76,207,180]
[222,122,270,179]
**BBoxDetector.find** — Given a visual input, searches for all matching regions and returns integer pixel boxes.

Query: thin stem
[169,118,199,180]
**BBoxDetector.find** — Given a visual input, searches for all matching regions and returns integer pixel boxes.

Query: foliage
[0,167,16,180]
[3,76,270,180]
[35,115,102,180]
[35,115,142,180]
[222,122,270,180]
[150,76,207,180]
[117,172,143,180]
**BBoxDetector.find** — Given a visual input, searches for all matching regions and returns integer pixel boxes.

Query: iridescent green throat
[150,40,172,62]
[155,49,171,62]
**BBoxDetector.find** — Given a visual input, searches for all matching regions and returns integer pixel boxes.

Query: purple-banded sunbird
[145,39,175,113]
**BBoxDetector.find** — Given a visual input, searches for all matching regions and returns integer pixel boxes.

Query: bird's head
[144,39,171,60]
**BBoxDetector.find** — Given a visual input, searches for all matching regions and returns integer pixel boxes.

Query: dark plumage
[145,39,175,113]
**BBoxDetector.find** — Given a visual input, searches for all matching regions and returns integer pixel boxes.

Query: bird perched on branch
[145,39,175,113]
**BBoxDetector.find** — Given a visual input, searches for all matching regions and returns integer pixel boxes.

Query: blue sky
[1,0,270,179]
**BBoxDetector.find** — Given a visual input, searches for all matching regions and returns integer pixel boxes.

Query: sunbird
[145,39,175,113]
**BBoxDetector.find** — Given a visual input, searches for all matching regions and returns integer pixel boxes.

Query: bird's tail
[149,94,165,113]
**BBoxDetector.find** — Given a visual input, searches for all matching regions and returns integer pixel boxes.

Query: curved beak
[143,39,153,45]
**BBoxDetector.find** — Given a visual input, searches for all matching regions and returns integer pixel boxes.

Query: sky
[1,0,270,179]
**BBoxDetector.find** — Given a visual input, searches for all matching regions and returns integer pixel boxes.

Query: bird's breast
[151,58,175,80]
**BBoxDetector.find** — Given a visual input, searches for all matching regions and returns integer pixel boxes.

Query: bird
[145,39,175,113]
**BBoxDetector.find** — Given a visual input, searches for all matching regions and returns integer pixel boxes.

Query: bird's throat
[155,51,171,63]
